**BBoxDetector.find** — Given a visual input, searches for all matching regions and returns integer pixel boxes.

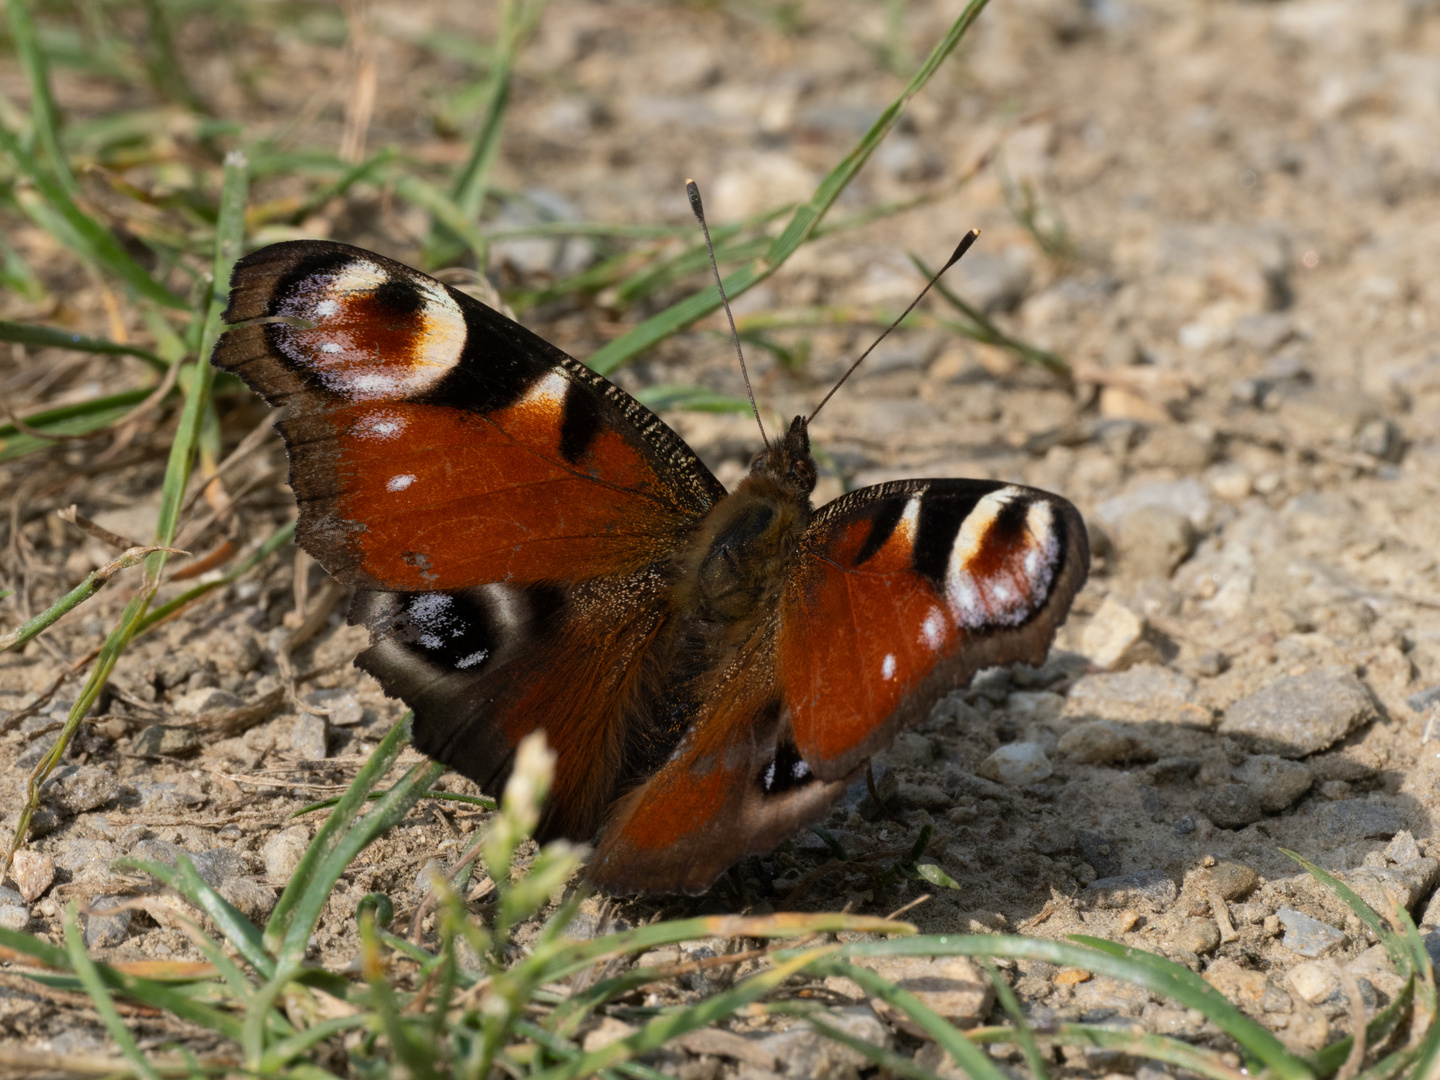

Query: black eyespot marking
[759,737,815,796]
[399,592,498,672]
[852,498,906,568]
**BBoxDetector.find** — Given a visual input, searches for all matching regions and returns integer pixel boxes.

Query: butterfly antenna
[807,228,981,425]
[687,179,769,448]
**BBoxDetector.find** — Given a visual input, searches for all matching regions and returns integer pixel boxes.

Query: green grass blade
[983,959,1049,1080]
[450,0,546,219]
[1405,990,1440,1080]
[915,255,1071,376]
[524,912,912,987]
[823,959,1011,1080]
[114,855,273,979]
[393,172,490,265]
[531,947,837,1080]
[258,1014,370,1074]
[0,389,151,461]
[584,0,990,376]
[133,520,297,639]
[764,0,990,266]
[797,1008,950,1080]
[6,150,247,881]
[64,904,164,1080]
[6,0,75,193]
[631,384,752,414]
[0,923,67,968]
[1308,975,1413,1079]
[277,758,444,968]
[0,925,243,1038]
[0,320,170,371]
[151,149,248,575]
[817,934,1312,1080]
[264,714,413,954]
[969,1023,1248,1080]
[0,125,186,309]
[0,545,169,652]
[1065,935,1310,1079]
[1280,849,1412,977]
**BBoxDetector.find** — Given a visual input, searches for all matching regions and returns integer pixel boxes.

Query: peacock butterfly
[211,234,1089,895]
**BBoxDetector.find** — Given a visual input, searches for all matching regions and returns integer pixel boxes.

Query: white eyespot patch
[274,258,467,401]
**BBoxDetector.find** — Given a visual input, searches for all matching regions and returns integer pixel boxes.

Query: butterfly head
[745,415,816,500]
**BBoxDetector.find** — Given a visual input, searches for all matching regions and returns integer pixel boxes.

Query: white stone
[977,742,1053,786]
[1082,596,1148,671]
[1287,961,1339,1005]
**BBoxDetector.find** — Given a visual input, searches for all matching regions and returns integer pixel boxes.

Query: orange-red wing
[587,637,854,896]
[780,480,1089,780]
[351,569,672,844]
[214,240,724,591]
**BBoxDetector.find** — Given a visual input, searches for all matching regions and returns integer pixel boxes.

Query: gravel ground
[3,0,1440,1070]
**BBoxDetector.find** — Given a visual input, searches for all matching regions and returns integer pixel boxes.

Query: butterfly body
[214,239,1089,895]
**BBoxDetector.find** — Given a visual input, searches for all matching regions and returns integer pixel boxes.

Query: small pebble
[308,688,364,727]
[0,886,30,932]
[1054,967,1091,986]
[81,896,132,947]
[1088,870,1178,911]
[1188,860,1260,901]
[1387,832,1422,864]
[1287,961,1339,1005]
[1234,755,1313,812]
[131,724,202,757]
[977,742,1053,786]
[1220,667,1377,757]
[290,713,329,760]
[1201,784,1264,829]
[1058,720,1154,765]
[43,764,120,815]
[1176,917,1221,955]
[1277,908,1346,957]
[9,849,55,902]
[1119,505,1198,579]
[1081,596,1148,671]
[262,827,310,881]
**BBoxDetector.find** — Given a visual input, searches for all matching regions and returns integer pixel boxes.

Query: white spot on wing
[921,607,946,651]
[353,412,406,440]
[881,653,897,680]
[387,474,416,492]
[456,649,489,669]
[276,258,467,401]
[763,761,776,790]
[792,759,811,781]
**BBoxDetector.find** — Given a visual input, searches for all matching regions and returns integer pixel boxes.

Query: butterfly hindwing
[780,479,1089,780]
[587,633,855,895]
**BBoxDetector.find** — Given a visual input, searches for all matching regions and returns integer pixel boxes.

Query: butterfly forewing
[781,479,1089,779]
[213,240,725,842]
[214,240,724,592]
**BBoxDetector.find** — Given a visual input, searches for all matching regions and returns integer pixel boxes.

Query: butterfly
[212,238,1090,895]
